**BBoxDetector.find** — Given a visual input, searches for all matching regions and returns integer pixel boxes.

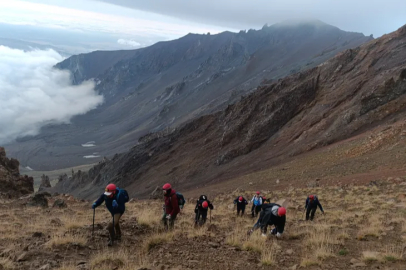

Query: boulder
[52,199,67,208]
[149,186,162,200]
[27,193,49,208]
[50,218,63,226]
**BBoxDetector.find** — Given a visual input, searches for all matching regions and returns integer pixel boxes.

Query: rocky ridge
[0,147,34,198]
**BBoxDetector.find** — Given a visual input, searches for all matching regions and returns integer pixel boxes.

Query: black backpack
[117,188,129,203]
[176,192,185,206]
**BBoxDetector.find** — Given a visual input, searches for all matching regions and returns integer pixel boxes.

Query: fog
[96,0,406,37]
[0,46,103,144]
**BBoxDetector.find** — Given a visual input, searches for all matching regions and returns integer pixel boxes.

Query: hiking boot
[107,240,113,247]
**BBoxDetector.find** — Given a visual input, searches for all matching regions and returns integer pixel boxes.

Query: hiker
[305,195,324,221]
[195,195,214,226]
[250,191,263,217]
[162,183,180,230]
[249,203,286,238]
[92,183,129,246]
[177,191,186,213]
[233,196,248,216]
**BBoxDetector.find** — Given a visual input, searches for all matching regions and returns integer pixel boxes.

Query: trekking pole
[210,208,212,223]
[92,208,95,238]
[112,214,115,246]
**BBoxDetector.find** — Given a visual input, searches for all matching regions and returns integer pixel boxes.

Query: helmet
[104,184,116,196]
[278,207,286,216]
[309,195,314,200]
[162,183,172,190]
[202,201,209,208]
[238,196,243,201]
[256,191,260,195]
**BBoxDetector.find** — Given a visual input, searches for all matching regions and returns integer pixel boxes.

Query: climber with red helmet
[162,183,180,230]
[92,183,129,246]
[305,195,324,221]
[194,195,214,226]
[248,203,286,238]
[233,196,248,217]
[250,191,263,218]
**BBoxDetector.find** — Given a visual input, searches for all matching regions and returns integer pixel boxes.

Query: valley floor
[0,180,405,270]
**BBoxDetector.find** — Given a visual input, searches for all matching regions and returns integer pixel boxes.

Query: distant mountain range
[51,23,406,200]
[5,20,373,170]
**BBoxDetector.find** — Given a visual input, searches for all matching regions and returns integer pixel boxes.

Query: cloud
[0,46,103,144]
[95,0,406,37]
[117,38,141,47]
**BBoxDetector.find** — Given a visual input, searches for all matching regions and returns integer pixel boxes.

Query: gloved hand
[166,214,171,220]
[92,203,97,209]
[112,200,118,208]
[276,232,282,238]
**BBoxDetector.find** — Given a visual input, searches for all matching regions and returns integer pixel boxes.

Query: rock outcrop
[0,147,34,198]
[27,193,48,208]
[38,174,51,192]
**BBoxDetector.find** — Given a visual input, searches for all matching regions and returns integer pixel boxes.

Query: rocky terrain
[0,147,33,199]
[4,20,372,170]
[0,180,405,269]
[50,24,406,200]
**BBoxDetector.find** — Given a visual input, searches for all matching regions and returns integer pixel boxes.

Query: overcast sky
[0,0,404,53]
[95,0,406,37]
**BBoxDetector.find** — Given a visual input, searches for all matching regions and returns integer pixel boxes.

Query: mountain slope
[5,20,372,170]
[51,24,406,199]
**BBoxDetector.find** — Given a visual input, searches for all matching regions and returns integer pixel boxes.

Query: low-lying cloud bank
[0,46,103,144]
[117,38,141,47]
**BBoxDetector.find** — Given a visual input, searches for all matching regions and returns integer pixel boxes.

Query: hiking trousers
[107,213,122,240]
[251,204,261,217]
[195,210,208,226]
[306,207,317,221]
[237,205,245,216]
[162,213,177,230]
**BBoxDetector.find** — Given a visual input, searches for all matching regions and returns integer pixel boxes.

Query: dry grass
[187,224,207,238]
[60,215,88,231]
[361,251,380,262]
[382,245,403,262]
[90,250,129,269]
[243,232,266,253]
[54,264,77,270]
[300,257,319,267]
[136,204,161,227]
[46,233,87,248]
[0,258,15,270]
[143,233,173,252]
[357,215,383,240]
[225,225,247,247]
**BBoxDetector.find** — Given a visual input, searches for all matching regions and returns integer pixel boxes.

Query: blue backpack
[176,192,185,206]
[117,188,129,203]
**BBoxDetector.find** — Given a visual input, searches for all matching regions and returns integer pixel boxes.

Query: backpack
[176,192,186,206]
[117,188,129,203]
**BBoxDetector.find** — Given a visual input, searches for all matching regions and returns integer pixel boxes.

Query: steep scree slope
[5,21,372,170]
